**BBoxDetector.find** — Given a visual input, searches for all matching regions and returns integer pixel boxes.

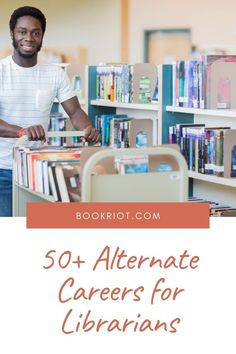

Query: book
[48,163,61,201]
[151,78,158,102]
[138,76,151,103]
[55,163,81,202]
[72,75,82,99]
[95,114,128,146]
[231,145,236,177]
[28,151,81,191]
[115,155,149,175]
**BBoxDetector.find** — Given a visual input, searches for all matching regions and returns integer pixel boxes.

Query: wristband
[17,128,26,138]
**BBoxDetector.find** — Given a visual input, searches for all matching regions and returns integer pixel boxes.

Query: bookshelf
[52,64,88,120]
[12,62,236,215]
[90,100,158,111]
[162,64,236,208]
[87,65,160,145]
[166,106,236,117]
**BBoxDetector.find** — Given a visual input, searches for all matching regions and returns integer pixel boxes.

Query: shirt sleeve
[56,67,76,103]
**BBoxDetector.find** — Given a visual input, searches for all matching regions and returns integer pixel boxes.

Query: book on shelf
[55,163,81,202]
[188,196,236,217]
[218,209,236,217]
[48,114,67,146]
[138,76,152,103]
[169,124,232,176]
[95,114,155,148]
[48,162,61,201]
[173,60,203,108]
[152,78,158,102]
[14,145,103,201]
[115,155,149,175]
[96,64,133,103]
[29,151,81,192]
[66,63,85,95]
[14,145,81,193]
[72,75,83,99]
[110,118,131,148]
[95,114,129,146]
[169,123,205,173]
[214,128,230,177]
[113,145,180,176]
[223,129,236,178]
[95,63,158,104]
[47,115,85,147]
[171,55,236,109]
[204,127,229,176]
[231,145,236,177]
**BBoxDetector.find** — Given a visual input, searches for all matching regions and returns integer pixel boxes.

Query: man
[0,6,100,217]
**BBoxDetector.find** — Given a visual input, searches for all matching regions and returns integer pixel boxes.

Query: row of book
[96,64,158,104]
[47,113,85,147]
[95,114,129,147]
[95,114,153,148]
[48,114,67,146]
[13,146,153,202]
[96,65,133,103]
[13,145,82,202]
[172,55,236,109]
[189,197,236,217]
[169,123,235,177]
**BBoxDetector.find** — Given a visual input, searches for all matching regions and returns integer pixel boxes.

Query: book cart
[81,146,188,202]
[13,140,188,216]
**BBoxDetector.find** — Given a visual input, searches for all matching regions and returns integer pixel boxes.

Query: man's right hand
[22,125,46,142]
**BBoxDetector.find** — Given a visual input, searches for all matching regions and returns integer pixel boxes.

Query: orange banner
[27,202,209,228]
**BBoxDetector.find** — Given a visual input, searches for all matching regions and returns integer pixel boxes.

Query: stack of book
[13,145,82,202]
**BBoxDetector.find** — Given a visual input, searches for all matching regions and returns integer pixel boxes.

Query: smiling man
[0,6,100,216]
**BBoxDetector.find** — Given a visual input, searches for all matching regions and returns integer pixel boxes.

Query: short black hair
[9,6,46,34]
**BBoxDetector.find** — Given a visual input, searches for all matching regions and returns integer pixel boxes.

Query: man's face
[11,15,43,58]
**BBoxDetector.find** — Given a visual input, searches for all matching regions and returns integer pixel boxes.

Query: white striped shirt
[0,56,75,169]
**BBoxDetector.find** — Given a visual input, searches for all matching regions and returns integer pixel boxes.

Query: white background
[0,217,235,354]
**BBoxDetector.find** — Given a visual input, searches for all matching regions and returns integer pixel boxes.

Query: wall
[1,0,236,65]
[0,0,120,64]
[129,0,236,63]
